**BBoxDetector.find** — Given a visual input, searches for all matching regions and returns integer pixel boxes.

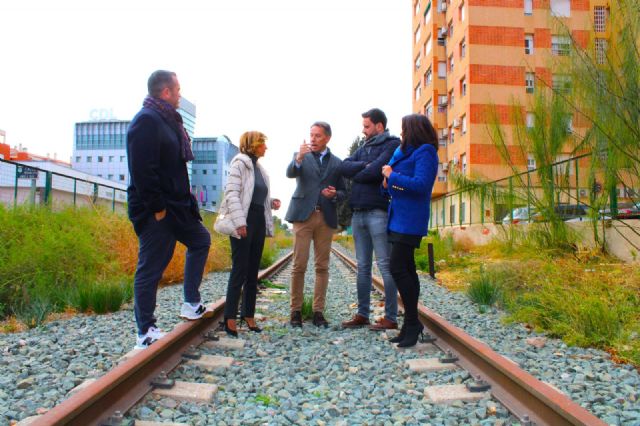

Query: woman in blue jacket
[381,114,438,347]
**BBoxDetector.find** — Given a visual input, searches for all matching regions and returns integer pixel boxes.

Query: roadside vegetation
[0,205,290,331]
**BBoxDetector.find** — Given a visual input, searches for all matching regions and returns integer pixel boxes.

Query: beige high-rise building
[412,0,610,225]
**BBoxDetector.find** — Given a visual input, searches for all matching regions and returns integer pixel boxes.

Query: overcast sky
[0,0,411,215]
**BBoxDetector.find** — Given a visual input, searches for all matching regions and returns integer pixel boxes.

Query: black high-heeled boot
[223,319,238,337]
[389,322,407,343]
[397,323,424,348]
[241,317,262,333]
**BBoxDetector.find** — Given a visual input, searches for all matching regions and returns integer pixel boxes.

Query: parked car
[501,207,536,225]
[599,202,640,220]
[532,204,590,222]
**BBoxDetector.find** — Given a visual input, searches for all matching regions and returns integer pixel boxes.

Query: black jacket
[126,107,200,234]
[339,131,400,211]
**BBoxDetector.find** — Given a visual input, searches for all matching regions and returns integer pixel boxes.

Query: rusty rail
[36,251,293,426]
[331,246,606,426]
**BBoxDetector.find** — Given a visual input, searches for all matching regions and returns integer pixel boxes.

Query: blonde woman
[222,131,280,336]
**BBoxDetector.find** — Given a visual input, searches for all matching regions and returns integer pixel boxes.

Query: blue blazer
[386,144,438,236]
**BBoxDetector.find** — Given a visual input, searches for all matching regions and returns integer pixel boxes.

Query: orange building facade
[412,0,610,225]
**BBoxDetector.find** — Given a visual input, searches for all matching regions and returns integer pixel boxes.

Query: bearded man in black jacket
[340,108,400,331]
[127,70,211,349]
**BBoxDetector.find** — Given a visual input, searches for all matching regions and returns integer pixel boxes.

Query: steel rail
[332,247,606,426]
[35,251,293,426]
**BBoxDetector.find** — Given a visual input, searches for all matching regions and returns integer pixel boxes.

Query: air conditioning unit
[441,3,447,12]
[441,128,449,137]
[442,162,449,171]
[452,118,460,128]
[439,27,448,38]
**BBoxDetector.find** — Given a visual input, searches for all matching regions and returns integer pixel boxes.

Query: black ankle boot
[389,322,408,343]
[223,319,238,337]
[397,323,424,348]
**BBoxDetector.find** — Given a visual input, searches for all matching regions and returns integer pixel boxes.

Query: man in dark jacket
[340,108,400,331]
[127,70,211,349]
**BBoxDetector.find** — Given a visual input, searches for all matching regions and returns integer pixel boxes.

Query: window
[414,26,422,44]
[75,156,81,162]
[415,54,421,70]
[450,128,455,145]
[108,174,114,180]
[120,156,125,162]
[526,72,535,93]
[526,112,535,128]
[461,115,467,134]
[108,155,114,162]
[448,21,453,38]
[439,137,447,148]
[565,114,574,134]
[119,174,125,181]
[449,55,454,73]
[425,66,433,85]
[414,0,420,16]
[212,185,217,190]
[525,34,534,54]
[594,6,608,32]
[595,38,607,64]
[213,169,217,174]
[551,0,570,17]
[87,156,92,162]
[449,204,456,224]
[437,163,447,181]
[425,99,433,118]
[449,90,454,108]
[527,154,536,171]
[461,153,467,174]
[460,76,467,97]
[551,35,571,56]
[425,34,432,55]
[202,169,207,175]
[459,38,466,59]
[459,2,465,21]
[524,0,532,15]
[438,61,447,78]
[438,95,448,112]
[424,2,432,22]
[97,156,103,162]
[552,74,572,92]
[415,83,422,101]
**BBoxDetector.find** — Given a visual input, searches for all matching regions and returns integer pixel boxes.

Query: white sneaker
[179,302,213,320]
[135,326,166,349]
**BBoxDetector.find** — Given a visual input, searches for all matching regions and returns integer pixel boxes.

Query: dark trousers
[389,241,420,326]
[133,214,211,335]
[224,205,266,320]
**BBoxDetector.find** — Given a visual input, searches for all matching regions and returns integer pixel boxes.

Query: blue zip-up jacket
[386,144,438,236]
[339,131,400,211]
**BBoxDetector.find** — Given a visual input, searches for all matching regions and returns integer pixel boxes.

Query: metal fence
[0,158,128,212]
[429,153,639,229]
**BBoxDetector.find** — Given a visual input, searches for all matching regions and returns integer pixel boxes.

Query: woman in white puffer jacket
[221,131,280,336]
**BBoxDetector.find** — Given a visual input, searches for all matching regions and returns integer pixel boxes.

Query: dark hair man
[340,108,400,331]
[127,70,212,349]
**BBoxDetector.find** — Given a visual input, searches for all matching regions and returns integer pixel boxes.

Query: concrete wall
[438,219,640,263]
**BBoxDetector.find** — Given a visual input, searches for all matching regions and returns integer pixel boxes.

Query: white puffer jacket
[222,153,274,238]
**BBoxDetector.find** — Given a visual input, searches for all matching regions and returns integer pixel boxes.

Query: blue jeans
[351,209,397,322]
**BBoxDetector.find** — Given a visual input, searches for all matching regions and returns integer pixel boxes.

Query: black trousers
[224,204,266,319]
[389,241,420,326]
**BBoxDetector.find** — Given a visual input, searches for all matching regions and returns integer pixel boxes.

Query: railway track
[29,248,607,425]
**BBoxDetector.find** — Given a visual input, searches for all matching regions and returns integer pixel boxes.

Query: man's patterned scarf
[143,96,194,162]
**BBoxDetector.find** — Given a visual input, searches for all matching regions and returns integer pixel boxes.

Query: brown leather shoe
[312,311,329,328]
[341,314,370,328]
[369,317,398,331]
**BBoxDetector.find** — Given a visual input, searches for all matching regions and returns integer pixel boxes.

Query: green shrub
[12,296,54,329]
[415,255,429,271]
[301,296,313,320]
[467,266,503,308]
[69,280,133,314]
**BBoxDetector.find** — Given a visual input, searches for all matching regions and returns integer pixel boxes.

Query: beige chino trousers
[290,210,335,313]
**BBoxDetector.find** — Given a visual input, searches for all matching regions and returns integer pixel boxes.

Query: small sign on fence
[16,165,38,179]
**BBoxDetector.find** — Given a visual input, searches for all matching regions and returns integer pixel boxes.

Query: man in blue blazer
[127,70,211,349]
[285,122,346,328]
